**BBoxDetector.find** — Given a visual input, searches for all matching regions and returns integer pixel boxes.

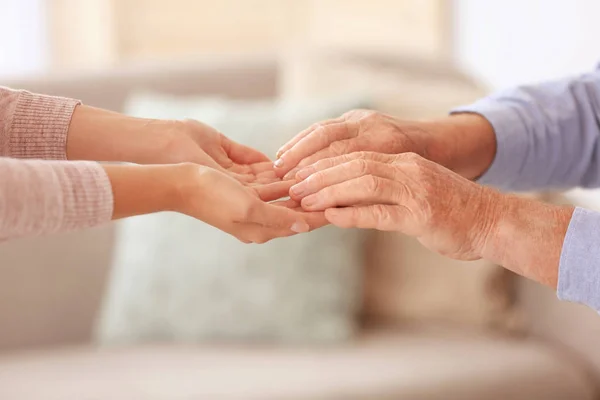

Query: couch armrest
[0,224,115,350]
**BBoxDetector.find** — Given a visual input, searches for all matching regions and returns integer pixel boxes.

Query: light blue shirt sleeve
[452,68,600,311]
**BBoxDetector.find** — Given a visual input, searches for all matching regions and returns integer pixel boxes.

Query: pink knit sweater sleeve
[0,87,114,240]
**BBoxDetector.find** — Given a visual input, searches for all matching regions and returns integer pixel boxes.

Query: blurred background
[2,0,600,87]
[2,1,600,399]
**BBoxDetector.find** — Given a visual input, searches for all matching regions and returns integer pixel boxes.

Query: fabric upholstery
[0,330,594,400]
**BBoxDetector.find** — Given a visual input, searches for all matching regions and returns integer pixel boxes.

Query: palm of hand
[181,166,326,243]
[168,119,279,184]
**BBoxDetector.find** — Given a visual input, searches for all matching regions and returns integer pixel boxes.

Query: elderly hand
[288,151,575,287]
[289,151,492,260]
[273,110,497,181]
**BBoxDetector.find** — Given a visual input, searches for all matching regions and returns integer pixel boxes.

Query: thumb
[325,205,399,230]
[254,180,294,202]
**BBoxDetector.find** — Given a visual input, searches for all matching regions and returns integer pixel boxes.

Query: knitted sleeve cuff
[7,90,80,160]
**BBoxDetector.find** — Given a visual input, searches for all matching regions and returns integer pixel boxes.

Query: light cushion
[0,330,594,400]
[96,94,369,345]
[364,232,520,330]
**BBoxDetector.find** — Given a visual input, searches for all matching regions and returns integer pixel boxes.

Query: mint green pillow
[96,93,371,345]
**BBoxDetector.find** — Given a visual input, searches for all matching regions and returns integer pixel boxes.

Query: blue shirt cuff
[557,207,600,311]
[451,99,529,189]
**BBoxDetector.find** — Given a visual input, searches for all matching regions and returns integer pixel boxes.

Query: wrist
[423,113,497,180]
[103,162,192,220]
[67,105,180,164]
[478,192,574,287]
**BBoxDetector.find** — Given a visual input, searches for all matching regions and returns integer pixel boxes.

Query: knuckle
[362,175,382,194]
[342,109,360,119]
[329,140,348,156]
[311,122,323,131]
[310,172,326,188]
[370,204,389,222]
[317,126,335,144]
[400,152,422,163]
[312,158,330,171]
[351,158,370,176]
[363,110,379,120]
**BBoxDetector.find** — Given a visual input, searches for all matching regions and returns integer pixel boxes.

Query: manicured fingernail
[291,221,309,233]
[276,149,284,158]
[290,183,305,197]
[296,168,312,180]
[274,158,284,168]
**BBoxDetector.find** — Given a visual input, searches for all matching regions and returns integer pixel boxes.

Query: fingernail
[296,168,312,180]
[290,183,305,197]
[291,221,309,233]
[274,158,284,168]
[276,149,283,159]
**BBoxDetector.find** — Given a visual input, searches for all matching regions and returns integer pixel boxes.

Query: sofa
[1,52,599,399]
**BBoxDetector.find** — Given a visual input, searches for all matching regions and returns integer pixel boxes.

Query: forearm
[478,195,600,313]
[103,163,185,220]
[67,105,181,164]
[479,192,574,288]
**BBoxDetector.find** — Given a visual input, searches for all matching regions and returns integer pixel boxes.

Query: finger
[291,159,398,201]
[282,167,301,181]
[301,175,402,211]
[253,180,295,202]
[230,162,279,181]
[251,199,329,231]
[248,201,328,233]
[282,139,359,180]
[248,161,278,175]
[274,122,353,177]
[295,152,399,181]
[284,138,364,178]
[270,198,300,208]
[251,176,282,185]
[275,117,344,159]
[325,205,405,231]
[233,223,298,244]
[246,202,310,232]
[222,136,271,164]
[240,209,329,243]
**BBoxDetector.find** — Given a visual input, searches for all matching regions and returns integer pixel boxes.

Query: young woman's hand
[104,163,327,244]
[67,106,277,184]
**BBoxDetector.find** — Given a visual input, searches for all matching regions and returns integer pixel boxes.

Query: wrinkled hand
[178,163,327,243]
[289,152,499,260]
[163,119,279,184]
[274,110,434,179]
